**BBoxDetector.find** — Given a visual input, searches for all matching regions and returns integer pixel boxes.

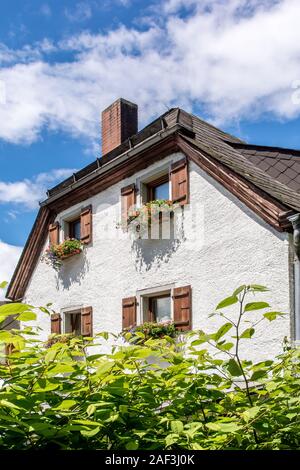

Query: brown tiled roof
[229,143,300,193]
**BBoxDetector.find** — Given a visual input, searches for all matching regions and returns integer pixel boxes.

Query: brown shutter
[173,285,192,331]
[122,297,137,330]
[81,306,93,336]
[49,222,59,245]
[171,158,189,206]
[51,313,61,334]
[80,205,92,244]
[121,184,136,225]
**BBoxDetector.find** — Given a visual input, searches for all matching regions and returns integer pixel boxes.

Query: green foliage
[0,283,299,450]
[124,321,177,342]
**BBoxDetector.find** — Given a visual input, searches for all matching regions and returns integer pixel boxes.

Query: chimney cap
[102,97,138,115]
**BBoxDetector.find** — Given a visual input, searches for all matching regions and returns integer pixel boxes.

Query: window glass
[65,312,81,335]
[153,181,169,201]
[69,219,81,240]
[152,296,171,323]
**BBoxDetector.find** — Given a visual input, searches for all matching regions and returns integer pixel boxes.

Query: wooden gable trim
[177,135,294,232]
[6,132,295,301]
[6,207,55,301]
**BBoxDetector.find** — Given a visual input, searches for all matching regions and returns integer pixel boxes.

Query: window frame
[146,174,170,203]
[147,293,172,323]
[61,305,83,336]
[136,284,175,325]
[64,310,82,336]
[58,207,82,242]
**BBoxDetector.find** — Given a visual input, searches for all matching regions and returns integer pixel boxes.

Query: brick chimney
[101,98,138,155]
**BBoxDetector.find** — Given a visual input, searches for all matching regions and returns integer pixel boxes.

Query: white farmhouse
[7,99,300,359]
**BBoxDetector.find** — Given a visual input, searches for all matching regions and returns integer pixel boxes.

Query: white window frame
[136,163,171,206]
[58,205,84,241]
[136,284,175,325]
[61,305,83,334]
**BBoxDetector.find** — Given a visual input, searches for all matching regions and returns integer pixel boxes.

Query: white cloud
[0,169,76,209]
[0,241,22,300]
[65,2,92,22]
[0,0,300,146]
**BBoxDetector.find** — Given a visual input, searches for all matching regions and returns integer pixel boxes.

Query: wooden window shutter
[80,205,92,244]
[122,297,137,330]
[51,313,61,334]
[121,184,136,225]
[49,222,59,245]
[81,307,93,336]
[171,158,189,206]
[173,285,192,331]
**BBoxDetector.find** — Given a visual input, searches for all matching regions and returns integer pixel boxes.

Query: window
[64,310,81,335]
[140,288,173,324]
[68,218,81,240]
[147,174,170,202]
[148,294,171,323]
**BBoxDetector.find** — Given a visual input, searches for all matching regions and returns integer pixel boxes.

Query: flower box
[41,239,84,270]
[60,249,82,260]
[117,199,177,238]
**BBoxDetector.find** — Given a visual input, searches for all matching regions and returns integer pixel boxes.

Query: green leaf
[226,359,243,377]
[119,405,128,414]
[0,281,8,289]
[17,311,37,322]
[213,323,233,341]
[206,422,241,433]
[249,285,269,292]
[242,406,261,422]
[0,399,22,410]
[165,434,178,447]
[80,427,101,437]
[72,419,100,426]
[87,404,96,417]
[263,311,286,321]
[244,302,270,312]
[233,285,246,296]
[240,328,255,339]
[125,441,139,450]
[171,420,184,434]
[0,303,34,315]
[250,370,268,381]
[54,400,77,410]
[216,295,238,310]
[217,342,234,351]
[191,443,203,450]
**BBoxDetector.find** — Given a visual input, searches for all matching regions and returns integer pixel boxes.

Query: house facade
[7,99,300,360]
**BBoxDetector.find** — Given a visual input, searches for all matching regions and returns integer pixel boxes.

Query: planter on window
[117,199,177,238]
[41,238,84,270]
[123,321,177,344]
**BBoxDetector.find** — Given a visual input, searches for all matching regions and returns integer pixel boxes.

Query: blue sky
[1,0,300,287]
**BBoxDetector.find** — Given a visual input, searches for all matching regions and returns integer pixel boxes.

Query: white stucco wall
[24,152,292,361]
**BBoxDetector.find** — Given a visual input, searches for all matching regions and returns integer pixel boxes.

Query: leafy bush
[0,283,299,450]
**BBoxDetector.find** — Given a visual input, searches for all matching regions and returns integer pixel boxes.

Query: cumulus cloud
[0,169,76,209]
[0,0,300,146]
[0,241,22,300]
